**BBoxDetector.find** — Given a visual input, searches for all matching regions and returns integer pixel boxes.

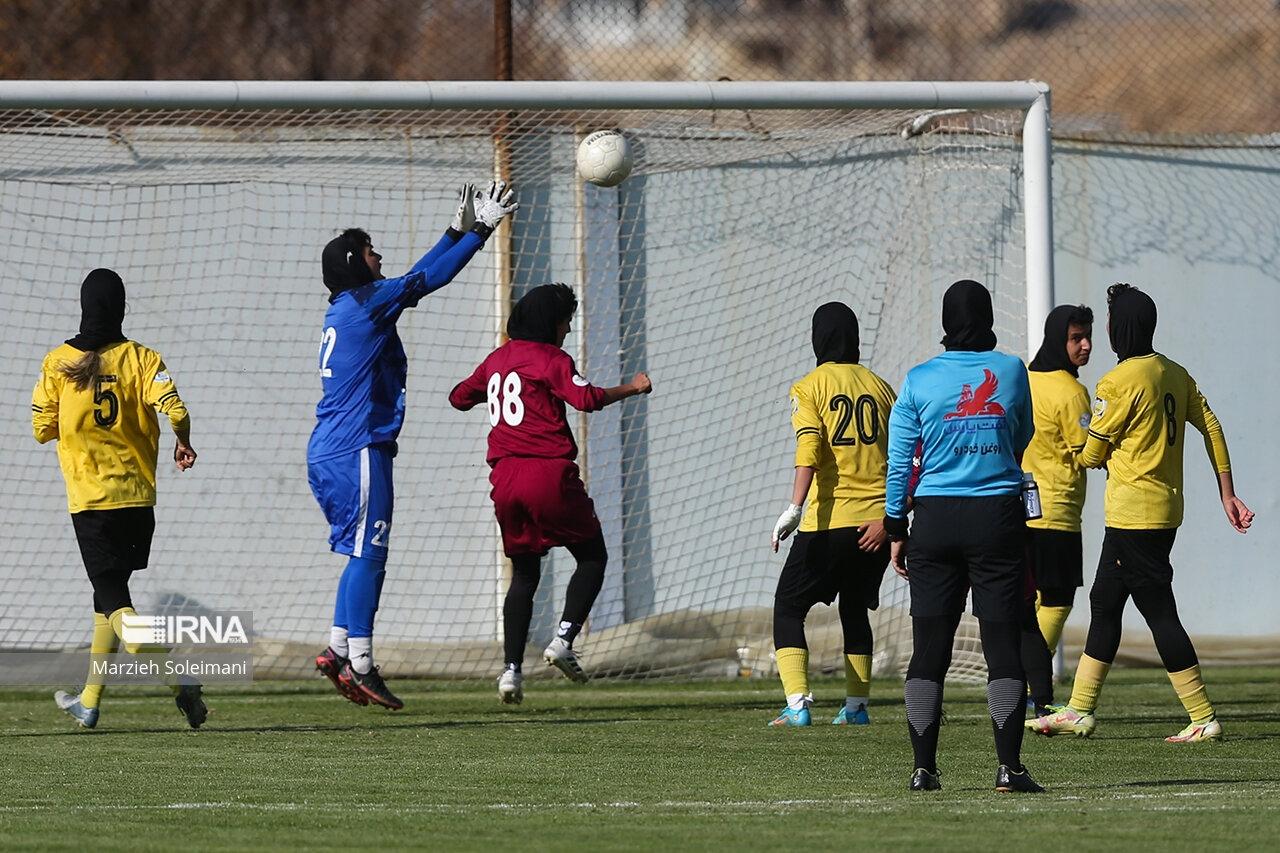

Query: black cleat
[175,684,207,729]
[995,764,1045,793]
[316,647,367,705]
[909,768,942,791]
[338,662,403,710]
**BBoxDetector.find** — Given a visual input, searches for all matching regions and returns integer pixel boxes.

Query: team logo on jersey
[1093,396,1108,417]
[572,373,590,387]
[154,371,171,383]
[790,395,800,415]
[1079,410,1092,427]
[943,369,1006,419]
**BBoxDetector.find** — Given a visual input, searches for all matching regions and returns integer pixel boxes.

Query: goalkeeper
[33,268,205,730]
[884,280,1042,794]
[309,181,517,711]
[768,303,895,727]
[1030,283,1253,743]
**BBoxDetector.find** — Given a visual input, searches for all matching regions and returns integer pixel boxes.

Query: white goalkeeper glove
[472,180,519,235]
[771,504,803,552]
[449,182,476,233]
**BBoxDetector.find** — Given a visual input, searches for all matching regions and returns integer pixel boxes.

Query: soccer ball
[576,130,632,188]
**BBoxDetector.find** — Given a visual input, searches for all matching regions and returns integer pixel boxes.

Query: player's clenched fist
[630,372,652,395]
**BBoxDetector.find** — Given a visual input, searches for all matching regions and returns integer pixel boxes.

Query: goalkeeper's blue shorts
[307,443,394,562]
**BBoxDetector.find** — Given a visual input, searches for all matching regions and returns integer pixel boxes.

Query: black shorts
[1026,528,1084,590]
[1096,526,1176,589]
[906,494,1025,622]
[775,527,889,612]
[71,507,155,579]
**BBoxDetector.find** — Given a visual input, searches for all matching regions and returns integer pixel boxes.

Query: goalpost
[0,80,1052,683]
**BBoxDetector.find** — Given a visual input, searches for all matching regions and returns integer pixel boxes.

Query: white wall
[1052,141,1280,636]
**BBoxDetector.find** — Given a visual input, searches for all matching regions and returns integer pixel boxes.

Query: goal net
[0,82,1046,684]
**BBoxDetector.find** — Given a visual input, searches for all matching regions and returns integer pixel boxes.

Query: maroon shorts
[489,457,602,557]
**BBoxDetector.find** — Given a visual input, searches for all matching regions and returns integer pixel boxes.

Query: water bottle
[1022,472,1043,520]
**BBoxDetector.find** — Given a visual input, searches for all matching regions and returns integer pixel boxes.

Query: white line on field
[1,787,1277,817]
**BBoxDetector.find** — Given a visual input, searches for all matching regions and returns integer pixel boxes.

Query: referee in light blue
[882,279,1042,794]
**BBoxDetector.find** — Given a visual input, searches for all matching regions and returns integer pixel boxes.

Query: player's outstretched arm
[408,183,476,275]
[599,372,651,407]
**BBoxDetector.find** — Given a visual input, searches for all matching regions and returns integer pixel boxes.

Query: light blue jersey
[885,350,1033,518]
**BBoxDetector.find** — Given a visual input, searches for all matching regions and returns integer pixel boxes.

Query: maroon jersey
[449,339,608,465]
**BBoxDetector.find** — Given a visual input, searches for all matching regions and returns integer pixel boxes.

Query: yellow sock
[107,607,185,694]
[1067,653,1111,714]
[844,653,872,698]
[81,612,119,710]
[1036,599,1072,651]
[775,647,809,701]
[108,606,175,655]
[1168,665,1215,724]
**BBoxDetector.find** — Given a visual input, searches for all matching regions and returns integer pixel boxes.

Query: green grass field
[2,666,1277,851]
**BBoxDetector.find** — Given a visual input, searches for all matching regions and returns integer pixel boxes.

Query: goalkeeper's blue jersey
[307,230,484,463]
[884,350,1033,518]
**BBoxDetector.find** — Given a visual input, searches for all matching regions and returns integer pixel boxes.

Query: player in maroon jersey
[449,283,652,704]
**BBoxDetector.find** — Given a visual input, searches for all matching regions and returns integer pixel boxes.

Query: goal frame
[0,79,1055,350]
[0,79,1055,679]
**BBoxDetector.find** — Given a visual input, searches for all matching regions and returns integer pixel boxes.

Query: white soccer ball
[576,130,633,188]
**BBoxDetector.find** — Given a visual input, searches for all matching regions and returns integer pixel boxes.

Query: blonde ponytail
[59,349,102,392]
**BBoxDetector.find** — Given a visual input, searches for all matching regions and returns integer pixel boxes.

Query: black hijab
[811,302,860,365]
[65,268,127,351]
[1108,283,1157,361]
[1029,304,1085,376]
[322,229,376,301]
[941,279,997,352]
[507,283,577,344]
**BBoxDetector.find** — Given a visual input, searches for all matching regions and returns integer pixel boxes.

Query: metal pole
[1022,85,1055,357]
[492,0,515,645]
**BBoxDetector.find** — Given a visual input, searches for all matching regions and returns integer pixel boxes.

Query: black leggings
[773,593,873,655]
[90,570,133,616]
[1083,575,1197,672]
[503,535,609,666]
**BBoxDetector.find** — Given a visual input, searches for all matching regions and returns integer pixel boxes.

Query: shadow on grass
[0,715,640,739]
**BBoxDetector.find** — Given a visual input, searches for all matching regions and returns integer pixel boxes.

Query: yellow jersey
[789,362,896,531]
[1081,353,1230,530]
[1023,369,1091,532]
[32,341,190,513]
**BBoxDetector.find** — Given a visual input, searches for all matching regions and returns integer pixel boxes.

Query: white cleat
[1166,718,1223,743]
[54,690,99,729]
[543,636,589,683]
[497,668,524,705]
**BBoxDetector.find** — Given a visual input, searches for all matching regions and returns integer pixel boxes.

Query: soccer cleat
[1025,703,1064,729]
[995,764,1045,793]
[54,690,99,729]
[1165,718,1223,743]
[768,706,811,727]
[543,636,589,684]
[832,703,870,725]
[174,685,208,729]
[339,662,404,710]
[1027,705,1095,738]
[316,647,367,706]
[909,768,942,791]
[497,668,524,705]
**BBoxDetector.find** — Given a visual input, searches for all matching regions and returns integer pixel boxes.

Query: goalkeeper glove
[449,182,476,233]
[472,180,519,238]
[771,504,803,552]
